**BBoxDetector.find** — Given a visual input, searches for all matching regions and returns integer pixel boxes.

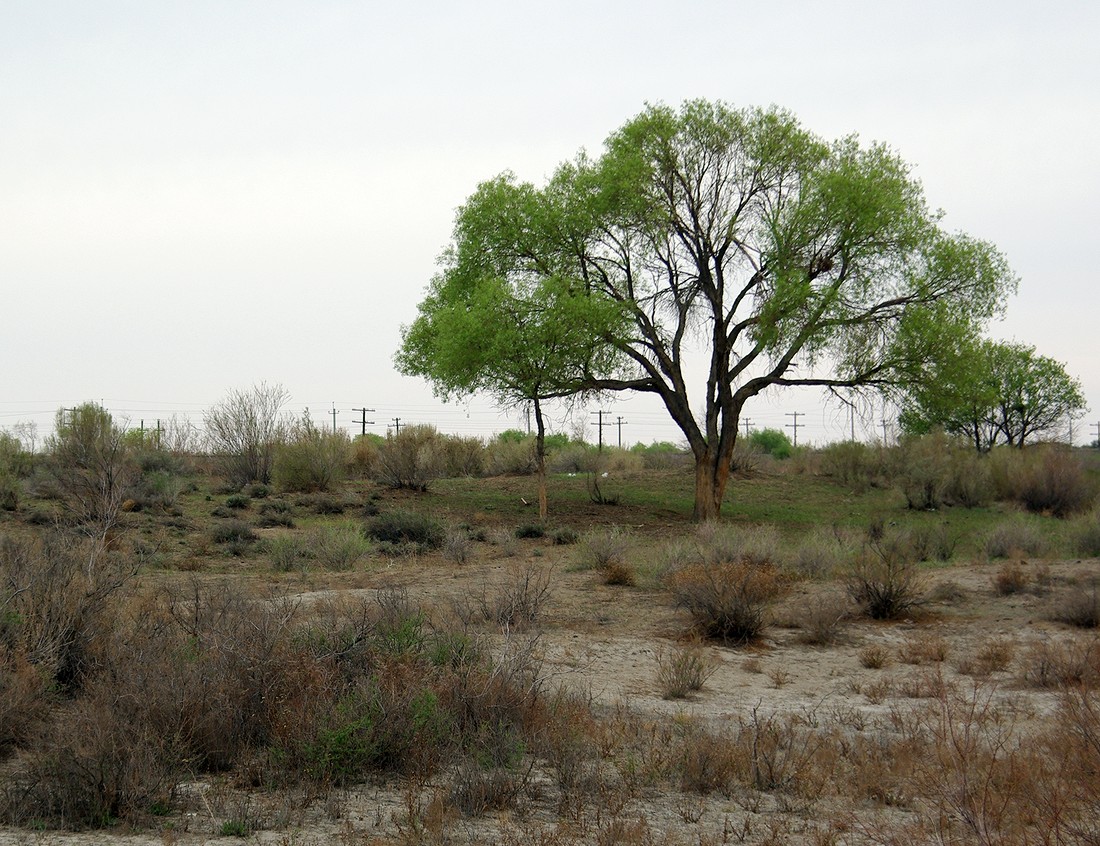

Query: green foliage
[748,429,794,459]
[274,411,350,493]
[373,424,445,491]
[45,403,137,532]
[366,509,444,550]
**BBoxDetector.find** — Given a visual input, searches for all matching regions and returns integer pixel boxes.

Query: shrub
[846,531,927,620]
[992,560,1030,595]
[460,565,553,631]
[1073,511,1100,557]
[209,520,258,555]
[984,519,1050,559]
[225,493,250,509]
[791,527,854,578]
[442,528,472,564]
[655,642,716,699]
[366,509,444,550]
[667,560,788,645]
[858,643,891,669]
[308,522,372,570]
[373,425,446,491]
[748,428,793,459]
[575,526,631,571]
[1005,446,1095,517]
[630,440,690,470]
[551,527,579,545]
[895,433,951,510]
[819,441,889,492]
[514,523,545,539]
[483,436,537,476]
[265,534,308,572]
[437,434,486,478]
[907,522,956,562]
[1051,581,1100,628]
[274,413,351,493]
[204,382,291,488]
[794,590,852,645]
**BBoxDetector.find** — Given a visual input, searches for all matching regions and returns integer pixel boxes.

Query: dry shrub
[794,589,852,645]
[373,424,446,491]
[846,534,927,620]
[992,560,1030,595]
[576,526,632,571]
[792,527,856,579]
[859,643,892,669]
[0,648,53,757]
[898,632,949,665]
[1021,637,1100,688]
[819,440,890,493]
[655,641,716,699]
[448,762,526,815]
[1013,446,1095,517]
[667,560,789,645]
[460,564,553,631]
[1073,510,1100,558]
[984,518,1050,559]
[442,527,472,564]
[1051,580,1100,628]
[0,533,135,692]
[956,638,1016,677]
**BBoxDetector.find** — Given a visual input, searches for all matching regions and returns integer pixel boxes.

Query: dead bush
[794,589,852,645]
[655,641,717,699]
[1051,580,1100,629]
[956,638,1016,677]
[459,565,553,632]
[1021,637,1100,688]
[984,518,1050,559]
[846,533,927,620]
[373,424,446,491]
[858,643,892,669]
[667,560,789,645]
[992,560,1031,595]
[1014,446,1095,517]
[898,632,949,665]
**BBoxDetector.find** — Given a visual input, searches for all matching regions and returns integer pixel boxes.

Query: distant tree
[204,383,290,488]
[412,101,1016,520]
[46,402,136,547]
[900,340,1086,449]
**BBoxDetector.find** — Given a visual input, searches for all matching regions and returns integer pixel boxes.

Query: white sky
[2,1,1098,448]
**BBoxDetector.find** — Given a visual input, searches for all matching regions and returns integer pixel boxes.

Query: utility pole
[615,416,628,449]
[881,418,890,446]
[525,406,531,435]
[742,418,753,438]
[785,411,802,448]
[1091,421,1100,448]
[351,407,375,436]
[849,405,856,442]
[592,410,611,452]
[391,417,401,436]
[330,403,339,434]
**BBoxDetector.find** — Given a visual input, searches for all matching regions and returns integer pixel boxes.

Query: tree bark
[692,448,731,522]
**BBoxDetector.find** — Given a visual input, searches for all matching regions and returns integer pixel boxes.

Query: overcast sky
[2,1,1098,447]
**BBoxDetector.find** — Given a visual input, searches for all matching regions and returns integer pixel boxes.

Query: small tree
[204,383,290,488]
[274,410,350,492]
[45,403,136,545]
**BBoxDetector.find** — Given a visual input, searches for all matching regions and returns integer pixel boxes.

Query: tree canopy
[401,100,1017,520]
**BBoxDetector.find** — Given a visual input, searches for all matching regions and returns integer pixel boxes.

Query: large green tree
[407,101,1016,520]
[397,176,626,519]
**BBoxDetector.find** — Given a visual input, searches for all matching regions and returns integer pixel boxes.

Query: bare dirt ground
[2,533,1097,846]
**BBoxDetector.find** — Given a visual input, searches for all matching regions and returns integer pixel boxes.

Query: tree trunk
[534,399,548,521]
[692,449,731,522]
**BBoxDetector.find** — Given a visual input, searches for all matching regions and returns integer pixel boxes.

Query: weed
[366,509,443,550]
[1051,580,1100,628]
[985,519,1050,559]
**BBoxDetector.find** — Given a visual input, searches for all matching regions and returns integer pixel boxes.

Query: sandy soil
[2,545,1096,845]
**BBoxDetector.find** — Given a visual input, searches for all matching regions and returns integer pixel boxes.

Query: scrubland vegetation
[2,406,1100,844]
